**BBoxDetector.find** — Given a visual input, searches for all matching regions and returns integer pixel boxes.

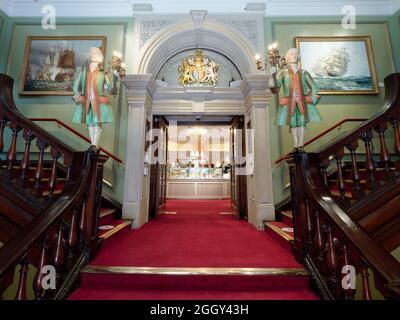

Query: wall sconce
[254,42,287,72]
[267,42,287,69]
[110,51,126,97]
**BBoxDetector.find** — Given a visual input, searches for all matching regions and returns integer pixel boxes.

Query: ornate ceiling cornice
[0,1,398,17]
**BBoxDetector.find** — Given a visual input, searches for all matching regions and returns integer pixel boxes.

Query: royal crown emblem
[178,49,219,87]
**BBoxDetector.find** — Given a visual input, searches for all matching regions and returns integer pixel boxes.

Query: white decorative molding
[190,10,208,29]
[0,0,13,15]
[140,20,176,49]
[216,18,258,48]
[1,1,398,17]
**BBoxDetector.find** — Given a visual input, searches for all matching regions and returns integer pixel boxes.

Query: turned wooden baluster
[342,244,356,300]
[320,158,330,189]
[33,236,48,300]
[304,197,313,244]
[375,123,391,172]
[326,225,338,283]
[0,118,7,154]
[313,210,324,261]
[360,131,376,188]
[20,129,36,183]
[48,148,61,198]
[15,259,29,300]
[346,141,361,196]
[335,149,346,200]
[34,139,49,194]
[392,119,400,171]
[53,220,65,280]
[67,209,79,260]
[361,266,372,300]
[78,200,87,249]
[64,155,73,182]
[6,122,21,171]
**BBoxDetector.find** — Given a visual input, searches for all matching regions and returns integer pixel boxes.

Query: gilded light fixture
[255,42,287,71]
[178,49,219,87]
[109,51,126,96]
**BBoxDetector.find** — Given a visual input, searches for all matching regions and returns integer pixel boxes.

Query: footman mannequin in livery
[72,47,116,149]
[269,48,322,153]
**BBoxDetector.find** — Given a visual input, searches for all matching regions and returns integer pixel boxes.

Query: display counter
[167,179,230,199]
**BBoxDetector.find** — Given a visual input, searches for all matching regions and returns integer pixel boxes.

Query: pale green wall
[265,17,396,203]
[0,13,399,205]
[0,17,134,203]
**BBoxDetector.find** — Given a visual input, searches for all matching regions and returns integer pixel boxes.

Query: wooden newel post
[286,154,307,262]
[84,152,108,260]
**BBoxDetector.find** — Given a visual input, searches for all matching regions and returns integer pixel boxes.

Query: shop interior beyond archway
[148,115,249,222]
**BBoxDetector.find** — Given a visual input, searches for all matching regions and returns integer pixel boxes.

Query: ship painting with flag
[20,36,106,95]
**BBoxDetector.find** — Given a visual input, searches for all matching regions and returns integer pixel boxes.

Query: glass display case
[168,163,230,180]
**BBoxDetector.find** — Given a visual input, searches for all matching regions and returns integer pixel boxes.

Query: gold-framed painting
[294,36,379,95]
[19,36,107,96]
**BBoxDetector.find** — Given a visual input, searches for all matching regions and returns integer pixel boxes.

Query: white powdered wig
[285,48,300,63]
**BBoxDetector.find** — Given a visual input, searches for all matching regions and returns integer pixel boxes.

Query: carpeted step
[264,221,293,252]
[69,266,318,300]
[98,213,132,240]
[279,210,293,227]
[100,208,117,218]
[68,287,319,300]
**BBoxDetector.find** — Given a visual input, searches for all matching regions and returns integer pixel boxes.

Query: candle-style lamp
[254,42,287,73]
[110,51,126,96]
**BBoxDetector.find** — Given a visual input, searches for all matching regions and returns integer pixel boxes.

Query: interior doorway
[148,115,248,221]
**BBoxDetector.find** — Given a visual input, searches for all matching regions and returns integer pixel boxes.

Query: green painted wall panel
[265,17,396,203]
[2,18,133,203]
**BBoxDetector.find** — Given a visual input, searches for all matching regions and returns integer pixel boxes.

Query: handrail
[294,152,400,298]
[285,73,400,299]
[0,148,91,279]
[30,118,123,165]
[275,118,367,167]
[0,73,109,299]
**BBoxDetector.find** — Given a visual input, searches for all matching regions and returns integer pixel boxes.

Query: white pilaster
[122,74,156,229]
[241,75,275,229]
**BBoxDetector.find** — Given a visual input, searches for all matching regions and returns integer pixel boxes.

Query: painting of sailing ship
[20,36,106,95]
[295,36,379,95]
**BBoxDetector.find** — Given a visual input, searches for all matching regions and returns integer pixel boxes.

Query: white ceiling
[0,0,399,17]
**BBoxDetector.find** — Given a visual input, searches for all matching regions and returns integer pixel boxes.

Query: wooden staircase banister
[295,153,400,297]
[0,148,91,276]
[0,73,109,299]
[0,75,76,163]
[275,118,367,167]
[286,73,400,300]
[29,118,123,165]
[316,74,400,160]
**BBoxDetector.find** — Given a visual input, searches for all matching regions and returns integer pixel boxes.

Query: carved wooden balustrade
[286,73,400,300]
[0,74,108,299]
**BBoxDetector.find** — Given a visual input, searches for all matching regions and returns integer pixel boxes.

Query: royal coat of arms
[178,49,219,87]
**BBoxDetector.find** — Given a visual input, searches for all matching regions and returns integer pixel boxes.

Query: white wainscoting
[167,179,230,199]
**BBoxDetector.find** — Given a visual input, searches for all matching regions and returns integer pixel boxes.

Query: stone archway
[122,15,275,230]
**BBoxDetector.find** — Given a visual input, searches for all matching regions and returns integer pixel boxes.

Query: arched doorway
[122,16,275,230]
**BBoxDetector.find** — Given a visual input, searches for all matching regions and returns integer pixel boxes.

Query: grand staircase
[1,72,400,300]
[265,73,400,300]
[0,74,129,299]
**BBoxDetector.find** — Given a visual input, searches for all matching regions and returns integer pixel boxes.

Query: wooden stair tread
[99,220,132,240]
[330,190,353,199]
[280,210,293,219]
[264,221,294,241]
[100,208,117,218]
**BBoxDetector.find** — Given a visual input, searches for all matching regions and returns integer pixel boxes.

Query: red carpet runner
[91,200,302,268]
[69,200,318,300]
